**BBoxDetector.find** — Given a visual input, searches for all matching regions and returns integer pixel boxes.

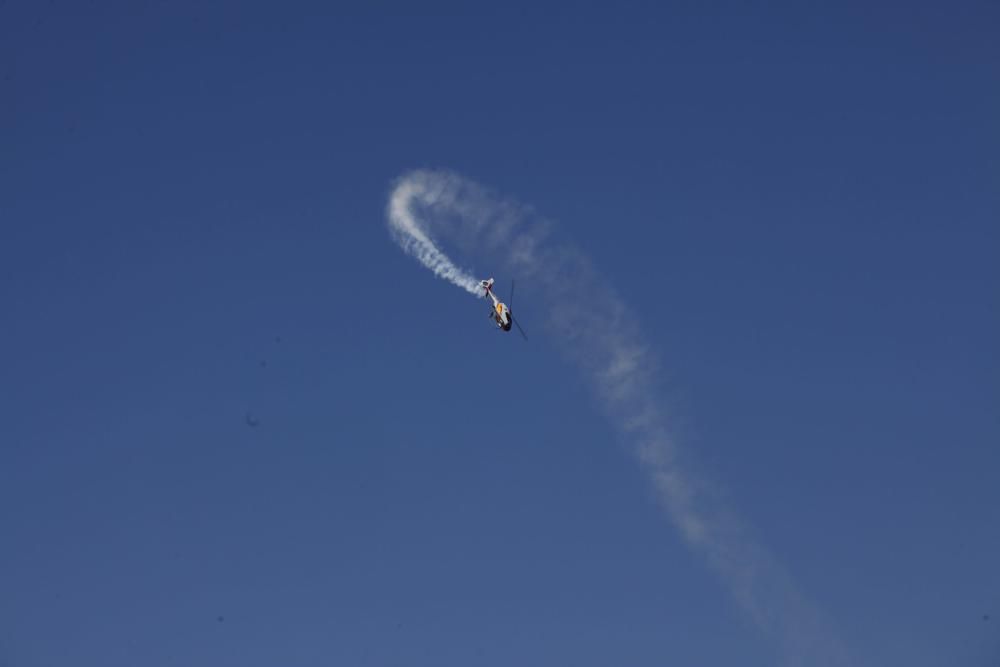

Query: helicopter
[480,278,527,340]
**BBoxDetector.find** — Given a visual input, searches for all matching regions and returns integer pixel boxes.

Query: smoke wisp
[386,169,849,666]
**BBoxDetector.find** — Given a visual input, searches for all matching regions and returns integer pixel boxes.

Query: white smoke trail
[387,175,482,296]
[386,169,851,666]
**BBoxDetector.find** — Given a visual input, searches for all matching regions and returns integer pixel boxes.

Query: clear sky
[2,1,998,666]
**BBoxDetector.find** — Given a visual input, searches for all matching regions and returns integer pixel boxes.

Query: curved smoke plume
[387,169,850,667]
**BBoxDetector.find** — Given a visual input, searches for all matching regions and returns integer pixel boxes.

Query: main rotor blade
[511,315,528,341]
[509,280,515,312]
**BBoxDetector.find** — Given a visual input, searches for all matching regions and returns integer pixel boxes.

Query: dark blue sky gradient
[2,2,998,665]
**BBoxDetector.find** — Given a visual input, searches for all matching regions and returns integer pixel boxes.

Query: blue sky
[2,1,998,665]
